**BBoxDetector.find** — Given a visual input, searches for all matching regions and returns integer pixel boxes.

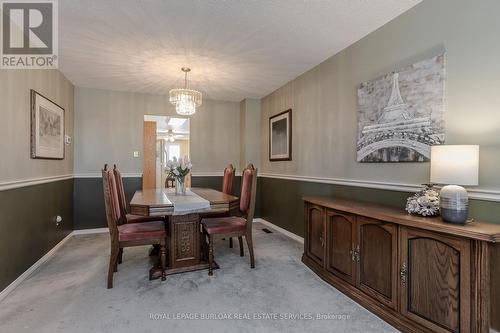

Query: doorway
[143,115,190,189]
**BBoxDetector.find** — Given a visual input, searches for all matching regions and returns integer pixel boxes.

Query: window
[168,144,180,161]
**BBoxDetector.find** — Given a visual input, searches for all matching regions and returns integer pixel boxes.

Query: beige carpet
[0,223,397,333]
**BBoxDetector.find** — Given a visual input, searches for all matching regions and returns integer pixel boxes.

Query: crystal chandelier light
[169,67,202,116]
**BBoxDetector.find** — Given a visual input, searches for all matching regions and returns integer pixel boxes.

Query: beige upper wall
[261,0,500,191]
[240,98,261,170]
[74,87,240,175]
[0,70,74,183]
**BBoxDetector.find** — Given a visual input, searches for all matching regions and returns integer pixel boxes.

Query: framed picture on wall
[269,109,292,161]
[31,89,65,159]
[356,54,445,162]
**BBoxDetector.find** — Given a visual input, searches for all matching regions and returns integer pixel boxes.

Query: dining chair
[222,164,236,248]
[222,164,235,195]
[201,163,258,276]
[165,176,175,188]
[102,167,167,288]
[113,165,162,224]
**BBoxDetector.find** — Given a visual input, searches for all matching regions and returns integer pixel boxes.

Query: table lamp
[430,145,479,224]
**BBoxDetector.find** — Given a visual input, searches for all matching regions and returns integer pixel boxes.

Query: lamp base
[439,185,469,224]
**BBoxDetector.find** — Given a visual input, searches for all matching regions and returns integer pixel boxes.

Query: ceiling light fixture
[165,130,176,143]
[169,67,202,116]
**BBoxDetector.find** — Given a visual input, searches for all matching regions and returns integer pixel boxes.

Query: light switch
[133,151,140,158]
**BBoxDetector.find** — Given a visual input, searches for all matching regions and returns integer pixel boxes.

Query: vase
[175,177,186,195]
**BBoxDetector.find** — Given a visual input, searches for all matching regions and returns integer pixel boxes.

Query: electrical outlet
[133,151,140,158]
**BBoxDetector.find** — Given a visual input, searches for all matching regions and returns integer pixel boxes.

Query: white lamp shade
[430,145,479,186]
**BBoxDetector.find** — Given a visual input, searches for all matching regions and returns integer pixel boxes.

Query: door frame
[143,120,157,189]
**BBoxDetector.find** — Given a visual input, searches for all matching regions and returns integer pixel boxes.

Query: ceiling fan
[158,129,184,142]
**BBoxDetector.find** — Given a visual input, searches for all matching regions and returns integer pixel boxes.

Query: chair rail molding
[0,174,73,192]
[191,171,224,177]
[259,172,500,202]
[74,172,224,178]
[74,172,143,178]
[4,172,499,201]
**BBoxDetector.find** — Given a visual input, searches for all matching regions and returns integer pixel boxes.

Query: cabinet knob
[351,245,360,262]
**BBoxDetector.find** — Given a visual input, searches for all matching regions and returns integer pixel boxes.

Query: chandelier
[166,130,175,143]
[169,67,202,116]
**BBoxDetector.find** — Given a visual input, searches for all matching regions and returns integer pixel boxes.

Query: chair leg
[107,244,119,289]
[245,234,255,269]
[113,247,119,272]
[238,236,244,257]
[229,237,233,248]
[208,234,214,276]
[160,241,167,281]
[118,248,123,264]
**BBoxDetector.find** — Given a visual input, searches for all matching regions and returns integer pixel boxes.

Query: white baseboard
[0,232,74,303]
[73,227,108,235]
[254,218,304,244]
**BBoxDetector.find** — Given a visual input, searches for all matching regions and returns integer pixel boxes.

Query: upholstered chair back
[102,166,120,242]
[222,164,235,194]
[113,165,128,220]
[239,164,258,228]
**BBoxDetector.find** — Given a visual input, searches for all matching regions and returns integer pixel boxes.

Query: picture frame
[31,89,65,160]
[356,54,445,163]
[269,109,292,161]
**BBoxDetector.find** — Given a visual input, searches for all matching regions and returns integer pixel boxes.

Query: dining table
[129,187,239,278]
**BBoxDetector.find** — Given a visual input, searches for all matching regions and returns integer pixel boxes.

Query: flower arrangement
[166,156,192,194]
[405,184,440,217]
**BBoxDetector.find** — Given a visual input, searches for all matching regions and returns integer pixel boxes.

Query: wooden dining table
[129,187,239,277]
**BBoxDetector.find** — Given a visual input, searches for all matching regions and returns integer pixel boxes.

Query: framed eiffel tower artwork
[356,54,445,162]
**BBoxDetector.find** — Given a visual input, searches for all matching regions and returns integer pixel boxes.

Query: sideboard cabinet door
[304,203,325,266]
[399,227,471,333]
[356,216,398,310]
[325,210,356,285]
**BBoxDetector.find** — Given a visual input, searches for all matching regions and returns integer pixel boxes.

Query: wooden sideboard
[302,196,500,333]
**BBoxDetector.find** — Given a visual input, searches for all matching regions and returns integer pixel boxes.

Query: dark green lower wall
[73,176,259,229]
[0,179,73,291]
[73,177,142,229]
[5,175,498,290]
[74,175,500,239]
[259,177,500,237]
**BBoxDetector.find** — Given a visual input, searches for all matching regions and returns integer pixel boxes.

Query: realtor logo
[1,0,58,68]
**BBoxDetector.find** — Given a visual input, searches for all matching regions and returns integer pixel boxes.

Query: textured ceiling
[59,0,421,102]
